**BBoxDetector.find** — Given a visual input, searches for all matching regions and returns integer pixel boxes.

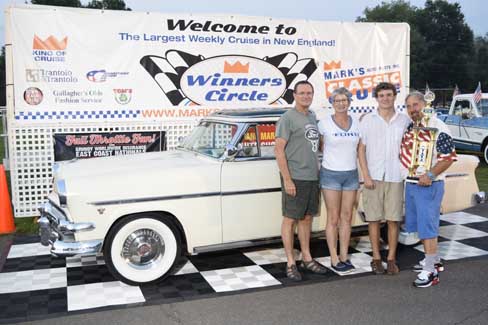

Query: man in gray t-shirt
[275,81,327,281]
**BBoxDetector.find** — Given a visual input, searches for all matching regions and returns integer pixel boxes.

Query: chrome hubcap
[122,229,164,266]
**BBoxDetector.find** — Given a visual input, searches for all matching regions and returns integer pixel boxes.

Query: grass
[1,116,488,235]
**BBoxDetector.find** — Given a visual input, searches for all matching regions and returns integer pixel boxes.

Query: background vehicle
[438,93,488,163]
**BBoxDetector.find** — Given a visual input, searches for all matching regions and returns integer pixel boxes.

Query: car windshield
[478,99,488,117]
[179,121,236,158]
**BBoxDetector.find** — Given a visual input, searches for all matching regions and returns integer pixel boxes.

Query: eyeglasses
[333,99,348,103]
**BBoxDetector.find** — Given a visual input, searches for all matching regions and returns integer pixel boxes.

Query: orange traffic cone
[0,164,15,234]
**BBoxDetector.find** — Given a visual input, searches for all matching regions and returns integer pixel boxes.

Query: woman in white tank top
[317,87,360,273]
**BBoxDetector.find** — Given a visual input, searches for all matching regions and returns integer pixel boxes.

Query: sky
[0,0,486,46]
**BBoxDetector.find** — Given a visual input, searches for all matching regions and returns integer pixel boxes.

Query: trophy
[406,89,439,183]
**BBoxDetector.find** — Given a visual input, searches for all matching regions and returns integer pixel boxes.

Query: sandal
[286,264,302,281]
[300,259,328,274]
[387,260,400,275]
[370,259,385,275]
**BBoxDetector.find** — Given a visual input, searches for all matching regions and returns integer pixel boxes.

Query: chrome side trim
[88,187,282,206]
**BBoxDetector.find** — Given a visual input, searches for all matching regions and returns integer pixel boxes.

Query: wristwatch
[426,171,436,181]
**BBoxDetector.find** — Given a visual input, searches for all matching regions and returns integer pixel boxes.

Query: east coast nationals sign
[8,5,410,122]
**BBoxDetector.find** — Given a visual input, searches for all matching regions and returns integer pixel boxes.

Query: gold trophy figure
[406,89,439,183]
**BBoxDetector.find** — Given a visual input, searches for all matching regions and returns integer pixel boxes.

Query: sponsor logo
[140,50,317,107]
[304,124,319,152]
[26,69,78,83]
[52,89,103,104]
[86,70,130,83]
[32,35,68,63]
[114,89,132,104]
[23,87,43,105]
[323,59,402,100]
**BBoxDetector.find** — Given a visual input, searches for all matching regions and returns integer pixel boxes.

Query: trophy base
[406,176,420,184]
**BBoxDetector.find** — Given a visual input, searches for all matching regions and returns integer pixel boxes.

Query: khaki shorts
[362,181,404,222]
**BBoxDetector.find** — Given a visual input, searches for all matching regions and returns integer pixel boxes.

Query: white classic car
[39,108,483,285]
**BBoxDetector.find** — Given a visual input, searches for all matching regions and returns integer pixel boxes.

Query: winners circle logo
[140,50,317,107]
[180,56,285,107]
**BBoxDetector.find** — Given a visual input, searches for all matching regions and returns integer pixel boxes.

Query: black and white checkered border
[15,110,141,120]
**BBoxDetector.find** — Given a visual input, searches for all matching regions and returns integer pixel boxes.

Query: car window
[182,122,235,158]
[452,100,472,117]
[237,123,276,159]
[479,99,488,117]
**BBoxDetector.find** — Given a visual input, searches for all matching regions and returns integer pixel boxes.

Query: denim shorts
[320,167,359,191]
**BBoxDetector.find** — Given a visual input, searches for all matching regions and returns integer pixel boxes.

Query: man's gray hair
[405,91,426,103]
[330,87,353,103]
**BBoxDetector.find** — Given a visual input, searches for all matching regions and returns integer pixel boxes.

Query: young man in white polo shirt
[358,82,410,275]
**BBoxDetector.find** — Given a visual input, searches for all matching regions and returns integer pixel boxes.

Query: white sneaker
[414,270,439,288]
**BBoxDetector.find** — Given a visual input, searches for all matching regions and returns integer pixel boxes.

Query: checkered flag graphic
[140,50,204,105]
[140,51,317,105]
[264,53,317,104]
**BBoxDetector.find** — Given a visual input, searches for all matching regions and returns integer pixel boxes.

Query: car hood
[55,150,222,204]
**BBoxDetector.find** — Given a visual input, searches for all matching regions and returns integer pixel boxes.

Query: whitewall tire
[104,215,181,286]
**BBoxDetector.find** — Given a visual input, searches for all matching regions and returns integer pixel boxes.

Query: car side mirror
[223,143,242,161]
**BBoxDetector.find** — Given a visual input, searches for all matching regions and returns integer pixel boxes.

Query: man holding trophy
[400,90,457,288]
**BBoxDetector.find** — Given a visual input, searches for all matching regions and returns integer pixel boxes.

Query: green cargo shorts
[281,178,320,219]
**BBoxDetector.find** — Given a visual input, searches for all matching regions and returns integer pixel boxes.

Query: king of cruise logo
[140,50,317,107]
[32,35,68,63]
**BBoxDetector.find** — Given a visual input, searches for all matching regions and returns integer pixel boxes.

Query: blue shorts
[405,181,444,240]
[320,167,359,191]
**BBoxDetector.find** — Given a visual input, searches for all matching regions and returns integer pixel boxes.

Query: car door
[220,123,283,242]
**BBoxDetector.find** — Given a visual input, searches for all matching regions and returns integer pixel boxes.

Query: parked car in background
[438,93,488,163]
[39,108,483,285]
[434,106,450,115]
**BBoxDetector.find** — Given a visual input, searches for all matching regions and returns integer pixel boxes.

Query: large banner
[9,5,410,123]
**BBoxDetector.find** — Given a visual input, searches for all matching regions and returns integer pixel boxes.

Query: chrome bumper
[38,201,102,256]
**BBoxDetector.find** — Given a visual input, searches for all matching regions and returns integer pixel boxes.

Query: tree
[31,0,82,7]
[417,0,474,89]
[85,0,131,10]
[471,35,488,92]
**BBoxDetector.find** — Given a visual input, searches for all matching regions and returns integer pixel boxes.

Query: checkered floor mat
[1,211,487,323]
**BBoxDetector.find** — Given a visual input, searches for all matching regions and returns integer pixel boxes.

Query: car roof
[206,107,291,122]
[211,108,289,117]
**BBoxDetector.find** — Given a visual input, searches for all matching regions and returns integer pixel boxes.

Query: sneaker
[331,261,354,273]
[285,264,302,281]
[413,258,444,273]
[413,270,439,288]
[370,259,385,275]
[341,259,356,270]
